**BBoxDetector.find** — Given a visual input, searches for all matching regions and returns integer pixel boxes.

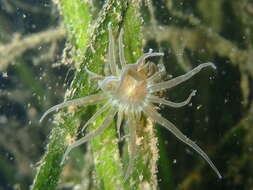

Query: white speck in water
[197,105,202,110]
[2,72,8,78]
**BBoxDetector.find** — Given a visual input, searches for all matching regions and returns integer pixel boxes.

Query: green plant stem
[123,3,162,190]
[31,0,151,190]
[60,0,91,61]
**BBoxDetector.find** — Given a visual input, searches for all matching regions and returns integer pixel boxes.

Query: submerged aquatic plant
[40,25,221,180]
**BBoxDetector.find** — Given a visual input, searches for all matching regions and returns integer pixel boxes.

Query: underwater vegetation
[0,0,253,190]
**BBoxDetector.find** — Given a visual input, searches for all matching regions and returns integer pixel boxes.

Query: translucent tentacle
[85,66,104,80]
[40,93,108,122]
[147,63,166,83]
[136,51,164,66]
[118,28,126,69]
[149,62,216,93]
[81,102,111,132]
[123,116,137,182]
[148,90,196,108]
[143,105,222,179]
[61,108,117,165]
[108,24,117,75]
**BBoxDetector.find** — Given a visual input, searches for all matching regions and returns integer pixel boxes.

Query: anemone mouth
[116,79,148,104]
